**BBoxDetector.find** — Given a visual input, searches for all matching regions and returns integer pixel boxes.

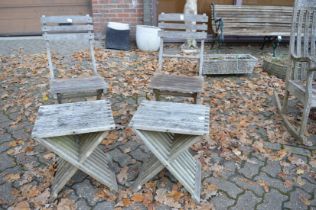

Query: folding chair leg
[96,89,103,100]
[57,93,62,104]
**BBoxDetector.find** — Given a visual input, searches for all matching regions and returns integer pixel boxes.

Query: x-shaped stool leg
[36,132,118,200]
[132,130,203,202]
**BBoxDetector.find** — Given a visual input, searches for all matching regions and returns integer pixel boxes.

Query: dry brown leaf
[57,198,75,210]
[5,173,20,182]
[117,166,129,184]
[284,180,293,188]
[258,180,270,192]
[12,201,30,210]
[131,193,144,202]
[299,195,311,206]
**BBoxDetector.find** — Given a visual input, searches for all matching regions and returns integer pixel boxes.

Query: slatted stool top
[130,100,210,135]
[32,100,115,139]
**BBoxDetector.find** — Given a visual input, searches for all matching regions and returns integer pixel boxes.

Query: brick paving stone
[254,172,292,193]
[221,161,238,179]
[68,171,88,186]
[205,177,243,199]
[264,142,281,150]
[108,148,134,167]
[0,183,16,206]
[73,179,98,206]
[76,198,91,210]
[284,188,312,210]
[257,189,288,210]
[230,176,265,197]
[93,201,114,210]
[118,140,140,153]
[15,153,40,167]
[12,129,29,140]
[238,157,264,179]
[129,147,151,162]
[229,191,261,210]
[0,143,9,153]
[211,192,235,210]
[284,145,311,157]
[0,134,12,143]
[154,205,172,210]
[297,178,316,194]
[0,154,16,171]
[261,160,282,177]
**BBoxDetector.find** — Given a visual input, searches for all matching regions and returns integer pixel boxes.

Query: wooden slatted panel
[159,13,208,22]
[158,23,208,31]
[0,0,91,35]
[158,31,207,39]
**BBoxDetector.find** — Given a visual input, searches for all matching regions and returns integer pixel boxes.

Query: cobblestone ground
[0,38,315,209]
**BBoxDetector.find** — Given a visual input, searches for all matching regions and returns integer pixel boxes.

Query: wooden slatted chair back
[157,13,208,76]
[290,0,316,80]
[41,15,98,79]
[158,13,208,40]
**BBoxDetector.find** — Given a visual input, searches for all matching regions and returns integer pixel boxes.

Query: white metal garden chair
[274,0,316,146]
[41,15,107,104]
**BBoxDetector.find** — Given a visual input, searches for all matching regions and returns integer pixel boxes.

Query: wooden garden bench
[149,13,208,104]
[274,0,316,146]
[211,4,293,52]
[41,15,107,103]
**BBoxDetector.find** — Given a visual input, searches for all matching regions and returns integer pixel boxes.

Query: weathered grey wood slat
[51,160,78,199]
[211,4,293,37]
[50,76,107,95]
[158,23,208,31]
[32,100,115,138]
[42,25,93,33]
[159,13,208,22]
[43,33,94,41]
[158,31,207,40]
[41,15,93,24]
[79,132,108,163]
[150,74,204,93]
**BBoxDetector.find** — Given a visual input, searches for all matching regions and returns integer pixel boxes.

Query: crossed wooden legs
[36,132,118,200]
[131,130,202,202]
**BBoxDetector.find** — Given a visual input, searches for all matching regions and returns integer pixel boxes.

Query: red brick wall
[92,0,144,39]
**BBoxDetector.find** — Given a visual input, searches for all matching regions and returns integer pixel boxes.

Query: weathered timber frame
[274,0,316,146]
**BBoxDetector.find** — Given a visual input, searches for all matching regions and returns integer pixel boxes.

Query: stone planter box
[262,58,287,80]
[203,54,257,75]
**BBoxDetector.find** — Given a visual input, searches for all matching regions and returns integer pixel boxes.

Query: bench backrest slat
[211,4,293,36]
[159,13,208,22]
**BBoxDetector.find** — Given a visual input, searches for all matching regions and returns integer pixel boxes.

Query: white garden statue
[181,0,198,53]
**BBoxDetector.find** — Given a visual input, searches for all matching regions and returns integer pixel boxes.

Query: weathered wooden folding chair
[149,13,208,104]
[274,0,316,146]
[41,15,107,104]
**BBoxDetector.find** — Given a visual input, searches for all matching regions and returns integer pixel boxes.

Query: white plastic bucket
[136,25,161,52]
